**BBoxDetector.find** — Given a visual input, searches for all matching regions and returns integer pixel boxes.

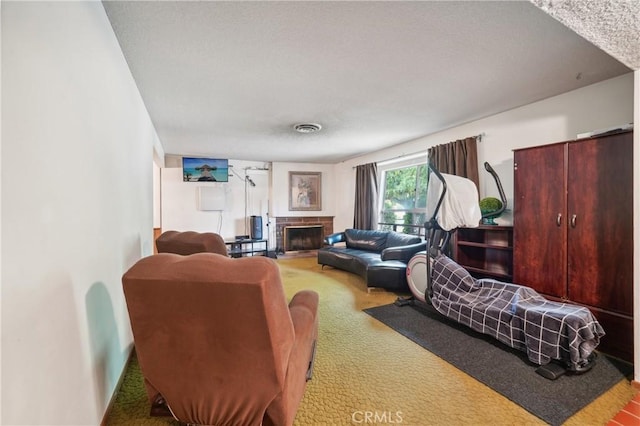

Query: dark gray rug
[364,301,632,426]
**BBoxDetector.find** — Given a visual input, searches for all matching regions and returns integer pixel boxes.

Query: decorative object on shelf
[479,162,507,225]
[479,197,503,225]
[289,171,322,211]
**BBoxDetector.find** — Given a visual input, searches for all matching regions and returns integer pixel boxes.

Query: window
[378,162,428,236]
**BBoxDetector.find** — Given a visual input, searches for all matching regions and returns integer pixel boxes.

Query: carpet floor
[106,256,636,425]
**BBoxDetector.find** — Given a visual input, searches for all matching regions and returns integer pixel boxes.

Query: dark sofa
[317,229,426,292]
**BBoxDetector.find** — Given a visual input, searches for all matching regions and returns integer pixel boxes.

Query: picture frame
[289,171,322,211]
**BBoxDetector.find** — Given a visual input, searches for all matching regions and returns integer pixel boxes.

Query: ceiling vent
[293,123,322,133]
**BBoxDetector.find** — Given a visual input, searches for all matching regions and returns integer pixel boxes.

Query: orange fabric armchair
[122,253,319,426]
[155,230,228,256]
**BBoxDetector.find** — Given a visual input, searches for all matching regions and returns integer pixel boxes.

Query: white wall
[160,159,336,249]
[1,2,161,424]
[153,161,161,228]
[331,73,634,232]
[271,162,335,218]
[161,157,274,245]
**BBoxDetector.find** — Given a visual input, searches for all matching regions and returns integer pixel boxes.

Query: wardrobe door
[566,132,633,315]
[513,143,566,298]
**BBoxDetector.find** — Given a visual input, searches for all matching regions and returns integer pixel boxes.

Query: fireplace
[284,225,324,252]
[275,216,334,254]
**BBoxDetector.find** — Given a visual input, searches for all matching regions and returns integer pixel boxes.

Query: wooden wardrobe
[513,130,633,362]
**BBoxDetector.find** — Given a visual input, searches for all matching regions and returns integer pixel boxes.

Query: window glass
[379,162,427,236]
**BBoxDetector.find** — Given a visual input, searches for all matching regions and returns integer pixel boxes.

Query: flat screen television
[182,157,229,182]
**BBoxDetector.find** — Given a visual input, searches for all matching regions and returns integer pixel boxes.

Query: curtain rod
[353,151,427,169]
[353,133,485,169]
[430,132,485,147]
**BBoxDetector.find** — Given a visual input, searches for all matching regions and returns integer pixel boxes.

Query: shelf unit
[453,225,513,281]
[225,239,267,258]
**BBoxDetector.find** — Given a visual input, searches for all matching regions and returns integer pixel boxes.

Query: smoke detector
[293,123,322,133]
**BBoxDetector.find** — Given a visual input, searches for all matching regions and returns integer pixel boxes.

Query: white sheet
[426,172,481,231]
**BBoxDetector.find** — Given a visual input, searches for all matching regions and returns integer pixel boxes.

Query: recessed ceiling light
[293,123,322,133]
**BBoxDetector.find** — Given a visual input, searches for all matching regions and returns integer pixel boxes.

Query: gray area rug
[364,301,632,426]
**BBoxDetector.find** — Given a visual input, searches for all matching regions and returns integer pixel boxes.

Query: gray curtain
[428,136,480,189]
[353,162,378,230]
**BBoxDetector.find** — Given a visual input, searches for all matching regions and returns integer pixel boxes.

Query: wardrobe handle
[571,214,577,228]
[556,213,562,226]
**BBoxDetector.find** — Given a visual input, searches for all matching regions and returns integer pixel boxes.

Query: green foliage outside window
[379,163,428,235]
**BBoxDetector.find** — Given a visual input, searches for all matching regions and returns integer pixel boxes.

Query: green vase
[481,210,499,225]
[482,216,498,225]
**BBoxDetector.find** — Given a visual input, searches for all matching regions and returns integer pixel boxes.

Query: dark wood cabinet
[513,130,633,362]
[512,143,567,297]
[453,226,513,281]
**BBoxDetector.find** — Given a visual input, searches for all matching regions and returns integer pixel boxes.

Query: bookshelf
[453,225,513,281]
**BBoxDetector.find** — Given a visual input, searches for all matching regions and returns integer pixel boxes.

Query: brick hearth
[275,216,334,253]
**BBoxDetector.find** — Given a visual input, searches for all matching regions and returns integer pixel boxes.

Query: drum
[406,251,429,302]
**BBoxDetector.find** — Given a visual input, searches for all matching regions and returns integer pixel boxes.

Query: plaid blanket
[430,255,605,370]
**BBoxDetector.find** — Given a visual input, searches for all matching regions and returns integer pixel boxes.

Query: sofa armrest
[324,232,346,246]
[381,241,427,263]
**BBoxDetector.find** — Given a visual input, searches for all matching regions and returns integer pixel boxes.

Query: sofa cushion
[385,231,422,248]
[344,229,388,251]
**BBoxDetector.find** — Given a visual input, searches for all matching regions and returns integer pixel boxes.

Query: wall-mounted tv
[182,157,229,182]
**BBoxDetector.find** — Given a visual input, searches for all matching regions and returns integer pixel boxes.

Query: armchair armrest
[324,232,346,246]
[288,290,319,316]
[288,290,319,380]
[381,241,427,263]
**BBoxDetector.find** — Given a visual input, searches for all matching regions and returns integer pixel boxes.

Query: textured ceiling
[102,1,633,163]
[533,0,640,70]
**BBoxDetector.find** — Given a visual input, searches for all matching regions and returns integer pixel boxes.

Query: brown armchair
[122,253,319,426]
[155,230,228,256]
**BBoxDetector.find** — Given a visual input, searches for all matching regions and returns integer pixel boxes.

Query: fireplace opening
[284,225,323,252]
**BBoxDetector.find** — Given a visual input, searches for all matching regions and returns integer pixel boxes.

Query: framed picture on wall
[289,171,322,211]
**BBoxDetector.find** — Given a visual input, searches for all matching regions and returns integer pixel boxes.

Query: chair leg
[150,394,172,417]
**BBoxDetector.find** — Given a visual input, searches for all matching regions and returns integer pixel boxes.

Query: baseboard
[100,345,135,426]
